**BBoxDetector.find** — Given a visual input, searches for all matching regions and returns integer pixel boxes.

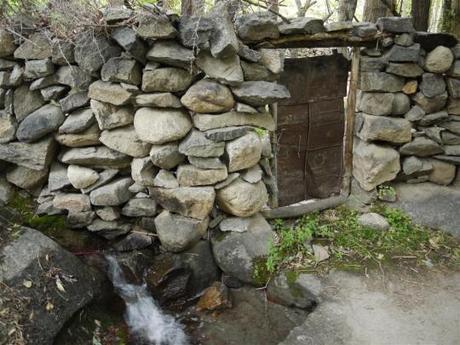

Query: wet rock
[0,29,16,57]
[146,40,194,69]
[24,59,54,79]
[356,113,412,144]
[0,112,16,143]
[359,72,404,92]
[56,65,92,90]
[67,165,99,189]
[53,193,91,212]
[136,14,177,39]
[74,34,121,74]
[131,157,156,186]
[6,165,48,191]
[353,140,400,191]
[399,137,443,157]
[60,91,90,113]
[149,142,185,170]
[155,210,208,252]
[386,44,420,62]
[386,63,423,77]
[59,108,94,134]
[87,219,131,239]
[181,80,234,113]
[413,91,448,113]
[0,136,56,170]
[194,112,275,131]
[16,104,64,142]
[236,12,279,42]
[111,27,146,63]
[101,57,141,85]
[420,73,446,98]
[100,125,151,157]
[424,46,454,73]
[177,165,228,187]
[122,198,157,217]
[278,17,324,34]
[55,123,101,147]
[133,92,182,108]
[197,281,232,311]
[211,213,273,285]
[358,213,390,231]
[376,17,415,33]
[60,146,131,168]
[88,80,133,106]
[217,178,268,217]
[357,92,394,116]
[90,99,133,130]
[134,107,192,145]
[89,177,133,206]
[149,187,215,220]
[13,85,45,121]
[196,51,244,85]
[153,169,178,188]
[14,32,52,60]
[226,132,262,172]
[114,231,153,252]
[142,67,193,92]
[232,81,290,106]
[179,129,225,157]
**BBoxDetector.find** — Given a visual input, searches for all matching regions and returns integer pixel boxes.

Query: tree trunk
[412,0,431,31]
[363,0,396,22]
[337,0,358,21]
[181,0,205,16]
[441,0,460,37]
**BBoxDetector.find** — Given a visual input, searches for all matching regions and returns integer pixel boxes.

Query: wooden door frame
[263,47,361,219]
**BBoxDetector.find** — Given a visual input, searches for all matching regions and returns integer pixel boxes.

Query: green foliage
[377,185,396,200]
[253,127,268,138]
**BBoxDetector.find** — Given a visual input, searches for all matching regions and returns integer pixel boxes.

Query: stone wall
[353,17,460,194]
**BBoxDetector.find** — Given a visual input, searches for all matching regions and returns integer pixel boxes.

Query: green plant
[377,185,396,200]
[253,127,268,138]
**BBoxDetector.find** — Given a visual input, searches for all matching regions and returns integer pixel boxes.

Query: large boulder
[178,129,225,157]
[134,107,192,144]
[232,81,290,106]
[146,40,194,69]
[155,210,209,252]
[217,178,268,217]
[100,125,151,157]
[194,111,276,131]
[89,177,133,206]
[59,146,131,169]
[177,164,228,187]
[211,213,274,285]
[353,140,400,191]
[355,113,412,144]
[0,227,104,345]
[181,80,235,113]
[226,132,263,172]
[88,80,133,106]
[141,67,193,92]
[149,187,215,220]
[16,104,64,142]
[196,51,244,85]
[0,136,56,170]
[424,46,454,73]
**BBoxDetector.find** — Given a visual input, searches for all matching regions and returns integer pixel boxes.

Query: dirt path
[280,268,460,345]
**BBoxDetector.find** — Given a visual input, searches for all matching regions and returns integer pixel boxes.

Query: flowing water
[105,255,189,345]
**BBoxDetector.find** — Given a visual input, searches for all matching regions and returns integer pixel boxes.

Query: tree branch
[241,0,291,23]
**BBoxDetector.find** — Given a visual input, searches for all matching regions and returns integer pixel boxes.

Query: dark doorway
[276,53,350,207]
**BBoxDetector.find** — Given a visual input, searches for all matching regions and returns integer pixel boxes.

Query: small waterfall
[105,255,189,345]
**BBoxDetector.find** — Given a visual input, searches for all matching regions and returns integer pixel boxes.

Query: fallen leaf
[55,277,66,293]
[23,280,33,288]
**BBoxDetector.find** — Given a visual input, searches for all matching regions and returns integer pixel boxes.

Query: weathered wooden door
[276,54,349,206]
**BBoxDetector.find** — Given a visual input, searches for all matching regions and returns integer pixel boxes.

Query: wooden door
[276,54,349,207]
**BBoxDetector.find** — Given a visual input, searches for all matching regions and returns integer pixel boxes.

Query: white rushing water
[105,255,189,345]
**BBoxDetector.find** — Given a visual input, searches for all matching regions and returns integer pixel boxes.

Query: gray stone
[241,61,278,81]
[218,213,262,233]
[204,126,251,142]
[449,60,460,78]
[352,140,400,191]
[0,59,16,70]
[400,137,443,157]
[48,162,71,191]
[392,93,411,115]
[395,33,414,46]
[24,59,54,79]
[211,213,273,285]
[447,78,460,98]
[142,67,193,92]
[0,112,16,143]
[51,39,75,65]
[442,131,460,145]
[95,207,120,221]
[74,34,121,74]
[356,113,412,144]
[413,91,448,113]
[153,169,178,188]
[278,17,324,34]
[433,155,460,165]
[178,129,225,158]
[238,44,262,63]
[6,165,48,191]
[428,159,456,185]
[88,80,133,106]
[111,27,146,63]
[359,72,404,92]
[136,14,177,39]
[66,210,96,229]
[53,193,91,212]
[232,81,290,106]
[16,104,64,142]
[55,123,101,147]
[260,49,283,74]
[448,99,460,115]
[215,173,240,190]
[226,132,262,172]
[60,146,131,168]
[376,17,415,33]
[177,164,228,187]
[424,127,444,144]
[196,51,244,85]
[90,177,133,206]
[131,157,156,186]
[386,63,423,77]
[419,111,449,126]
[122,198,157,217]
[420,73,446,98]
[103,6,132,23]
[90,99,133,130]
[0,29,16,57]
[188,156,225,170]
[386,44,421,62]
[424,46,454,73]
[149,143,184,169]
[325,21,353,32]
[13,85,45,121]
[405,105,425,122]
[236,12,279,42]
[150,186,215,220]
[402,156,433,176]
[194,111,275,131]
[56,65,92,91]
[101,57,141,85]
[358,212,390,231]
[59,108,94,134]
[217,178,268,217]
[444,145,460,156]
[358,92,394,116]
[134,107,192,145]
[0,136,56,170]
[134,92,182,108]
[0,177,14,204]
[208,1,239,58]
[178,16,215,49]
[60,91,89,113]
[67,165,99,189]
[360,56,387,72]
[241,164,263,183]
[181,80,234,113]
[29,75,59,91]
[441,121,460,135]
[81,169,119,193]
[87,219,131,239]
[100,125,150,158]
[155,210,208,252]
[14,32,52,60]
[146,40,194,69]
[236,103,259,113]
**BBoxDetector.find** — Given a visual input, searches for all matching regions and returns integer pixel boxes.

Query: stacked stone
[0,7,293,286]
[354,17,460,192]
